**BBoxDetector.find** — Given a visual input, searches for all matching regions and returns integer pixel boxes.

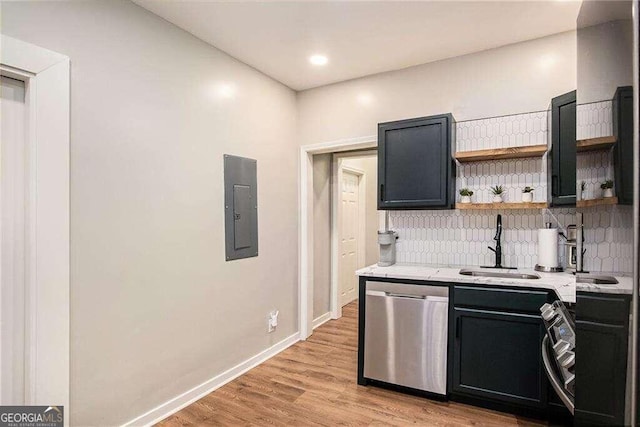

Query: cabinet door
[452,307,547,408]
[613,86,634,205]
[575,292,630,426]
[378,115,453,209]
[575,321,627,426]
[550,91,576,206]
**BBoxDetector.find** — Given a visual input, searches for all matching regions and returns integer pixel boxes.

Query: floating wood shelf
[576,136,616,153]
[454,144,547,163]
[576,197,618,208]
[456,202,549,210]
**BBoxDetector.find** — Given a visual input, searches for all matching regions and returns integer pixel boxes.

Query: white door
[0,76,27,405]
[339,170,360,307]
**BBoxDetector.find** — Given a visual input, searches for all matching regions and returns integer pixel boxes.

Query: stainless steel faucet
[488,214,503,268]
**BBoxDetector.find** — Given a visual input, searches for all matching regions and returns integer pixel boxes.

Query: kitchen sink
[576,274,619,285]
[458,269,540,280]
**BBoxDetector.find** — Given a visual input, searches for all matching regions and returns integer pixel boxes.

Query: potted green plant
[601,179,614,198]
[522,186,534,203]
[459,188,474,203]
[491,185,505,203]
[577,181,586,201]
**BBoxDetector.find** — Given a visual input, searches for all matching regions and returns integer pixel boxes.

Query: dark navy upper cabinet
[613,86,634,205]
[550,91,577,206]
[378,114,455,210]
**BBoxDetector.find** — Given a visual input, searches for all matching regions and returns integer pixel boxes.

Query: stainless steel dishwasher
[363,281,448,395]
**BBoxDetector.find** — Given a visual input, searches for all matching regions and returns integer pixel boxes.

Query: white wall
[312,154,331,319]
[1,1,298,425]
[297,31,576,145]
[577,19,633,104]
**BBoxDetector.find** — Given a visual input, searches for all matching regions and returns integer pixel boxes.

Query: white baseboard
[122,332,300,427]
[312,312,332,330]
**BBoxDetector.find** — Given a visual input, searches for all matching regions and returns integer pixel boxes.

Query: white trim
[122,332,300,427]
[1,35,69,416]
[299,136,376,339]
[1,35,67,74]
[312,312,332,330]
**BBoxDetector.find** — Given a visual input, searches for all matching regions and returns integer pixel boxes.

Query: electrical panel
[224,155,258,260]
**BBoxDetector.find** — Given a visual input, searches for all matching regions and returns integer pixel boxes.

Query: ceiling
[134,1,582,91]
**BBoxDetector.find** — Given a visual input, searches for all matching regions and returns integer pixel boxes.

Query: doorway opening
[310,149,380,330]
[332,151,379,318]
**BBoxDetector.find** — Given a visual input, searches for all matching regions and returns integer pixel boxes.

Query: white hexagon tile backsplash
[456,111,548,152]
[390,206,633,274]
[576,100,613,141]
[389,209,575,269]
[581,205,634,274]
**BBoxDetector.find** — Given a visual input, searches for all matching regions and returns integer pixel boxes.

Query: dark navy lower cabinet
[449,285,559,419]
[575,292,630,426]
[451,307,547,409]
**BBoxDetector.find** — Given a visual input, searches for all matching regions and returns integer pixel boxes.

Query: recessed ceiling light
[357,93,373,106]
[217,83,236,99]
[538,54,557,70]
[309,55,328,66]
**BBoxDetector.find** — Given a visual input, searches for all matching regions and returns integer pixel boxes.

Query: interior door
[339,170,360,307]
[1,76,27,404]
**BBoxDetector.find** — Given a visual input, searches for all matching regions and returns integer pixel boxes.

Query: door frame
[299,136,376,339]
[331,154,371,319]
[1,35,70,413]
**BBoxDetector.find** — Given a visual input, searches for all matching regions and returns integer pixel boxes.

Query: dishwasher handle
[386,292,426,300]
[366,290,448,302]
[366,290,425,299]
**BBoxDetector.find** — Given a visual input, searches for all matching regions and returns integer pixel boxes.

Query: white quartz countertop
[576,275,633,296]
[356,263,634,304]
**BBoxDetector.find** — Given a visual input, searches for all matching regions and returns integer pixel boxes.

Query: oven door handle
[542,335,575,415]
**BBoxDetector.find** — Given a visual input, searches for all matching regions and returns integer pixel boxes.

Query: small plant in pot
[522,186,534,203]
[459,188,474,203]
[491,185,505,203]
[601,180,614,198]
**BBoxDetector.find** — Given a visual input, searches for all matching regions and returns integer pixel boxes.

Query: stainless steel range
[540,301,575,414]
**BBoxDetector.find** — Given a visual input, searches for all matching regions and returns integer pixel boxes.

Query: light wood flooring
[158,301,547,426]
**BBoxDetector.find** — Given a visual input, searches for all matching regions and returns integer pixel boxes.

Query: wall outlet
[268,310,279,333]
